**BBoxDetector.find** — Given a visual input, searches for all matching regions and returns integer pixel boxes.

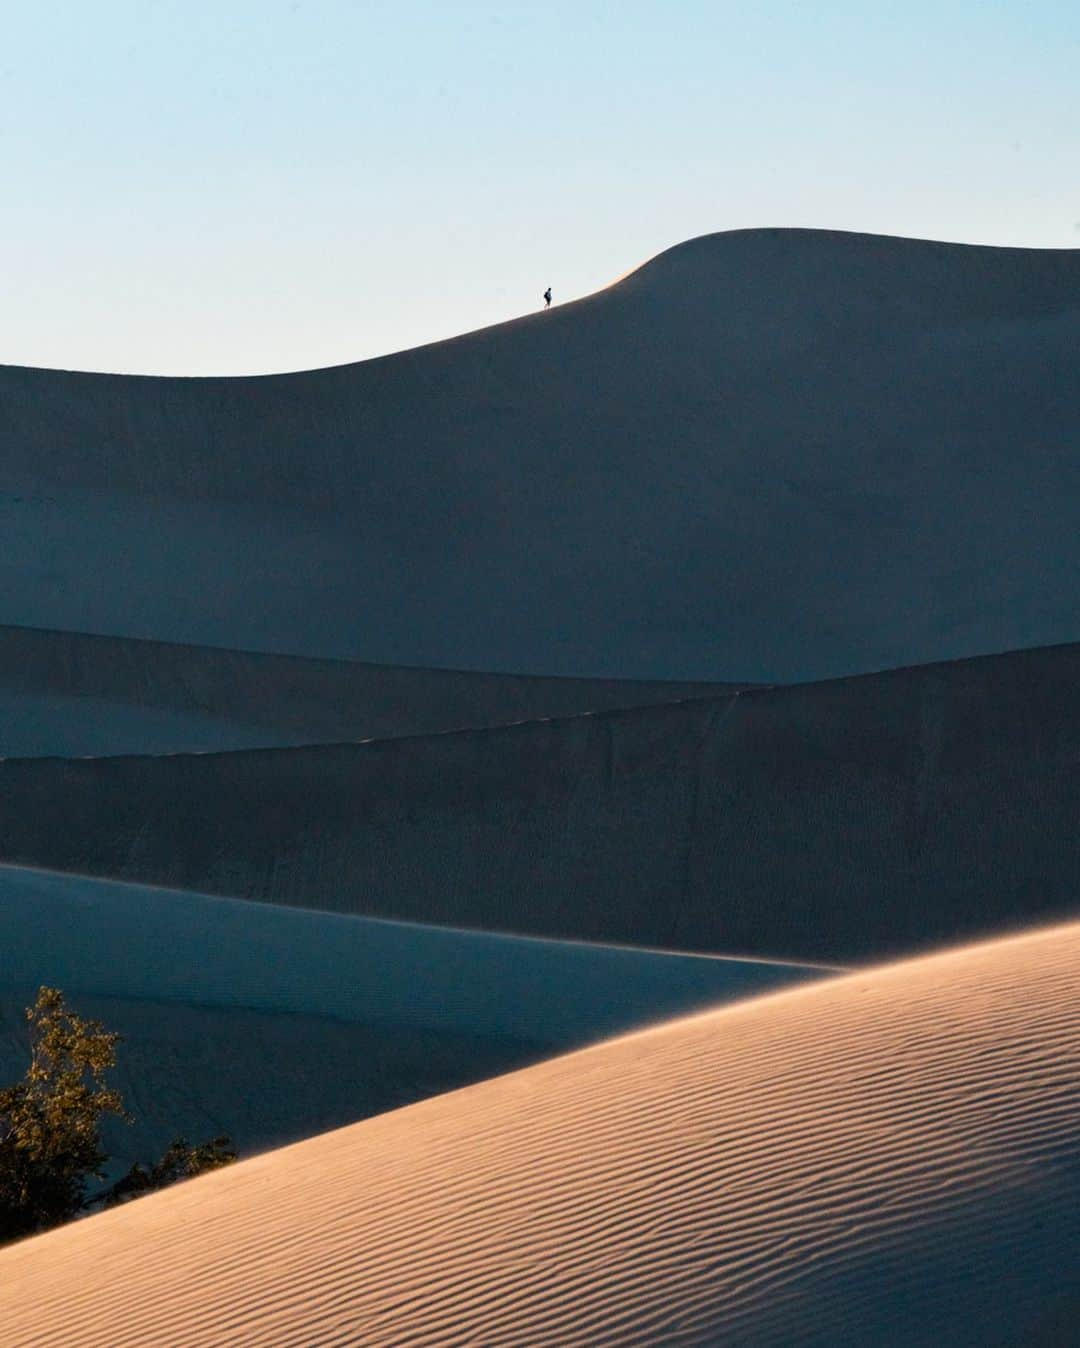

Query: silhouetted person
[543,287,552,309]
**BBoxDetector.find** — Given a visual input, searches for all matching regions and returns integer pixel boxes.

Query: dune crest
[0,862,821,1171]
[2,229,1078,679]
[3,922,1078,1346]
[0,622,728,756]
[2,641,1076,963]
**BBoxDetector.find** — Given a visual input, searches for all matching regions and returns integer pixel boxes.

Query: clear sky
[3,1,1078,374]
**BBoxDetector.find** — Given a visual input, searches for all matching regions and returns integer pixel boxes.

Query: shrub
[0,987,236,1244]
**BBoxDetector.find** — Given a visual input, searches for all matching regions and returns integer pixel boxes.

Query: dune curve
[2,229,1078,679]
[2,641,1076,962]
[0,863,820,1173]
[0,623,728,756]
[2,922,1077,1346]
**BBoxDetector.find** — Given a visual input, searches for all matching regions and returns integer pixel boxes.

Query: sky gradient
[3,1,1078,374]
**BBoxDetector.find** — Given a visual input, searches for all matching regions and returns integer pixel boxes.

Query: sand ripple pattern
[2,923,1078,1346]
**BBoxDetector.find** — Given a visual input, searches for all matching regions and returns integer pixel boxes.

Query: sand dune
[3,922,1076,1346]
[0,865,817,1045]
[0,623,725,756]
[2,229,1078,679]
[3,227,1077,1343]
[0,864,819,1169]
[2,641,1076,963]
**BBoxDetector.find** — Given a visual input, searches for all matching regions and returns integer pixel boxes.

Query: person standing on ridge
[543,287,552,309]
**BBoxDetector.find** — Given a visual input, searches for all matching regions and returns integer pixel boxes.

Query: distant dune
[2,641,1076,963]
[0,864,819,1168]
[0,623,727,757]
[0,865,817,1045]
[2,229,1078,680]
[3,923,1076,1346]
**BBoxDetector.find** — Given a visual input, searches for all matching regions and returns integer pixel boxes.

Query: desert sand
[2,228,1078,1343]
[2,923,1076,1346]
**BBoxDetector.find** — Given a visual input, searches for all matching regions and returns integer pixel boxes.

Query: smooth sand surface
[2,641,1076,962]
[2,922,1076,1346]
[0,866,819,1044]
[2,230,1078,680]
[0,864,819,1168]
[0,623,728,756]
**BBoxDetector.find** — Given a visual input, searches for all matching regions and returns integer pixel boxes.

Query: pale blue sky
[3,1,1078,374]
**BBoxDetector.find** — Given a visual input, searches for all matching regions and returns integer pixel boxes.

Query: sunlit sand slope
[3,642,1076,962]
[2,229,1078,678]
[3,923,1077,1346]
[0,624,725,756]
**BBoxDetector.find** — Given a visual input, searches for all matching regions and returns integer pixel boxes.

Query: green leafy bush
[0,987,235,1244]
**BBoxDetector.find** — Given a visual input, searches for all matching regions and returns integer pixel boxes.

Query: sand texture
[1,641,1076,962]
[2,922,1077,1346]
[2,230,1079,680]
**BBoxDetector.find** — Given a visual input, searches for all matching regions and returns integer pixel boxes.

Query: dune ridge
[1,640,1076,962]
[0,622,727,756]
[2,922,1077,1346]
[2,229,1078,679]
[0,863,819,1045]
[0,863,819,1175]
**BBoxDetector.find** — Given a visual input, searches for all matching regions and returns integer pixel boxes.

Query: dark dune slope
[0,866,816,1171]
[2,229,1078,679]
[0,624,726,756]
[2,641,1076,964]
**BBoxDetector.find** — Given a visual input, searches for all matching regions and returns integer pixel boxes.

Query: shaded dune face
[0,864,822,1170]
[2,229,1079,679]
[2,923,1077,1347]
[0,623,731,756]
[1,641,1076,963]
